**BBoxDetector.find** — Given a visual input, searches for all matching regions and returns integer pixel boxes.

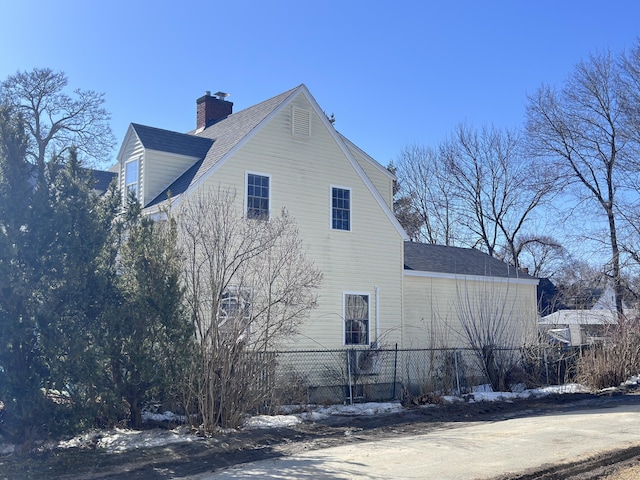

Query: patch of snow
[4,382,610,456]
[141,411,187,423]
[0,443,15,455]
[529,383,590,395]
[468,391,531,402]
[57,426,196,453]
[306,402,404,420]
[243,415,301,430]
[440,395,465,403]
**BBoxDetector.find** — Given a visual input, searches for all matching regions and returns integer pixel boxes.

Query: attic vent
[292,108,311,137]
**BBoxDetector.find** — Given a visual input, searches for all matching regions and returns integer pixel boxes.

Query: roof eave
[404,269,539,285]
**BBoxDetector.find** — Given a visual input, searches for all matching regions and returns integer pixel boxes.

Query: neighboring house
[537,277,566,317]
[90,169,118,195]
[539,285,633,346]
[114,84,539,351]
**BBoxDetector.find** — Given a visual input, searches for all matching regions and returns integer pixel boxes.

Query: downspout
[375,286,380,345]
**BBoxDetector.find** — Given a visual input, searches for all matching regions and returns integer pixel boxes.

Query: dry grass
[602,463,640,479]
[576,317,640,389]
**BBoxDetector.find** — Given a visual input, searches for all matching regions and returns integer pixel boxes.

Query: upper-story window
[246,172,270,219]
[331,186,351,231]
[125,159,139,200]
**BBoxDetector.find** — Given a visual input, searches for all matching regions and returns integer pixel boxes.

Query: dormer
[116,123,213,207]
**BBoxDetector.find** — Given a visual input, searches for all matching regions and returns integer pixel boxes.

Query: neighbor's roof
[143,86,299,207]
[539,310,619,325]
[404,242,535,280]
[90,169,118,194]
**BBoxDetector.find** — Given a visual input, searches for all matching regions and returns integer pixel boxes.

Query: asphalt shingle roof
[145,86,300,207]
[404,242,535,280]
[132,124,213,158]
[89,169,118,194]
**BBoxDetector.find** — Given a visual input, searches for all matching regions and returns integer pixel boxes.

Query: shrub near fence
[268,345,582,406]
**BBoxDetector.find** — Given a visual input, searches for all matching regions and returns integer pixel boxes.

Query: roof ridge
[146,85,302,208]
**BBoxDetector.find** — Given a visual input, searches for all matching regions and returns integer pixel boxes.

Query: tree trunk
[606,206,624,316]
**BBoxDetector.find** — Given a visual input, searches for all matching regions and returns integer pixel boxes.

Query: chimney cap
[214,91,230,100]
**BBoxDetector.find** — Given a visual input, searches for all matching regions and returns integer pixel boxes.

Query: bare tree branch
[1,68,115,167]
[178,188,321,430]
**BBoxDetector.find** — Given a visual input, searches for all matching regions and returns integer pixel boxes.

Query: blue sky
[3,1,640,169]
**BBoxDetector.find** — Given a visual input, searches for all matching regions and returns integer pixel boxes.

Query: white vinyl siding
[348,145,395,209]
[119,132,144,204]
[192,92,405,349]
[119,127,202,208]
[142,150,200,207]
[402,273,538,349]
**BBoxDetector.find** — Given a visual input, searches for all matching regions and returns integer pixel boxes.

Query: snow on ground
[56,425,196,452]
[0,382,624,455]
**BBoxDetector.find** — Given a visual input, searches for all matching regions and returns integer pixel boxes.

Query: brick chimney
[196,91,233,129]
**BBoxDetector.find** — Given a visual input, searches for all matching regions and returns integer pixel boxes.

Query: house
[115,85,539,352]
[539,285,633,346]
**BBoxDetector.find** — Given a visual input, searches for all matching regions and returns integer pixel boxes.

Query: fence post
[544,346,549,386]
[347,349,353,405]
[454,350,461,396]
[392,343,398,399]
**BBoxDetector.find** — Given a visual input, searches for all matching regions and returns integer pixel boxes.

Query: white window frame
[343,292,370,346]
[124,158,140,201]
[330,185,352,231]
[245,171,271,220]
[218,285,253,330]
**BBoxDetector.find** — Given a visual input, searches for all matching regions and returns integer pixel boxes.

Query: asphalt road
[201,402,640,479]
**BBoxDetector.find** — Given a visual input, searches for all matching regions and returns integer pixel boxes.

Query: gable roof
[146,86,299,207]
[404,242,536,282]
[127,85,407,240]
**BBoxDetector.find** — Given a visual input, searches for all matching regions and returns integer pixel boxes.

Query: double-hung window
[331,186,351,231]
[344,293,369,345]
[246,173,270,219]
[125,159,139,200]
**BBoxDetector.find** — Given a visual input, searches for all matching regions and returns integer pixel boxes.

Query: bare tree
[525,50,631,315]
[454,281,532,392]
[619,40,640,146]
[442,123,554,267]
[394,145,461,245]
[618,41,640,271]
[517,235,567,279]
[1,68,115,167]
[178,188,321,430]
[553,258,607,310]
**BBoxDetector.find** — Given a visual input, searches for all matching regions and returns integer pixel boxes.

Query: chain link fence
[267,345,582,406]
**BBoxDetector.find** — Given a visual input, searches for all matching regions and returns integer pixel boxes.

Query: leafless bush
[454,281,532,391]
[576,316,640,389]
[178,188,321,431]
[521,341,581,386]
